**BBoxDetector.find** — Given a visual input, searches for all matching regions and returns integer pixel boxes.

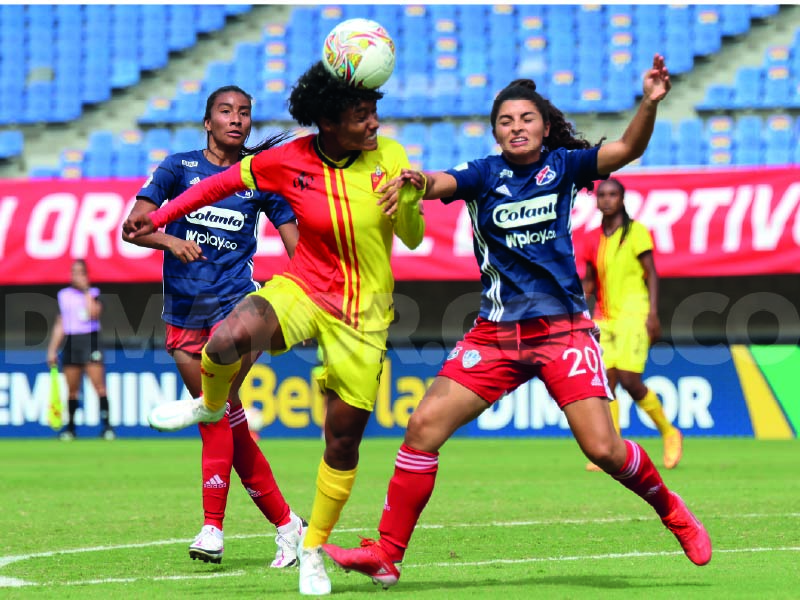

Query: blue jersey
[137,150,296,328]
[444,146,603,322]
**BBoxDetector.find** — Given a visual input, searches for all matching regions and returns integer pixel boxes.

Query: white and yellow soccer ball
[322,18,396,89]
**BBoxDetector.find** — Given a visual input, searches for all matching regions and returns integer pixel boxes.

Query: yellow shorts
[596,317,649,373]
[252,275,388,411]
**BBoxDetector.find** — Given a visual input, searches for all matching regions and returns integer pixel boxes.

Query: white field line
[2,514,800,588]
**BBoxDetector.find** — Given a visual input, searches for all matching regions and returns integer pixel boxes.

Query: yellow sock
[609,398,621,435]
[304,458,357,548]
[637,388,675,437]
[200,347,241,412]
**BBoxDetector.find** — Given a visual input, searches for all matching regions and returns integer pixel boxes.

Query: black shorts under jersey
[61,332,103,366]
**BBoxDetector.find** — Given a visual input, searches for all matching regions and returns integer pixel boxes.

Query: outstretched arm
[121,198,206,264]
[122,164,248,238]
[597,54,671,175]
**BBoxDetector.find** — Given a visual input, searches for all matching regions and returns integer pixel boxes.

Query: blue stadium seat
[0,130,23,159]
[429,72,459,117]
[168,6,198,51]
[457,6,487,37]
[401,5,430,40]
[664,30,694,74]
[143,128,173,153]
[693,6,722,56]
[226,5,253,17]
[749,5,779,20]
[399,74,432,119]
[196,5,226,33]
[761,66,791,108]
[763,116,793,165]
[720,5,750,36]
[641,120,673,166]
[173,81,204,123]
[459,73,490,117]
[675,118,705,166]
[23,81,52,124]
[317,5,345,39]
[455,121,491,164]
[139,97,172,125]
[173,127,205,153]
[730,66,763,109]
[734,115,762,147]
[696,83,733,111]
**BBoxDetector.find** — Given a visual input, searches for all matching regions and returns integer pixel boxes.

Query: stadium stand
[3,4,799,178]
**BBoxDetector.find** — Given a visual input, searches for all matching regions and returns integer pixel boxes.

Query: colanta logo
[492,194,557,229]
[186,206,245,231]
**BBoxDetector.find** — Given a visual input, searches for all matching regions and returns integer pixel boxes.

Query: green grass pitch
[2,437,798,599]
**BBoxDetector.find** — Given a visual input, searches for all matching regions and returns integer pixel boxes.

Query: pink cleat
[322,538,401,589]
[661,492,712,565]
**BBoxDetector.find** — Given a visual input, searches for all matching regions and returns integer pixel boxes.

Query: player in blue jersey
[122,86,306,568]
[323,55,711,588]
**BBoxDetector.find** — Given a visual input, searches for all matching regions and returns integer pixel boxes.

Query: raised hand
[643,54,671,104]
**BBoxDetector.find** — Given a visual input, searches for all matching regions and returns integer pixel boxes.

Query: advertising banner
[1,166,800,285]
[1,345,796,439]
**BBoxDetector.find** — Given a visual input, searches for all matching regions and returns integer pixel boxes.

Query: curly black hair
[490,79,599,151]
[288,61,384,127]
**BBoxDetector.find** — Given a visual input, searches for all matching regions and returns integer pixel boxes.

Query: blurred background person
[582,177,683,471]
[46,259,114,441]
[122,85,305,568]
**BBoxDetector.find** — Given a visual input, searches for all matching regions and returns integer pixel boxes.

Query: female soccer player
[321,54,711,590]
[122,63,425,595]
[46,259,114,440]
[582,177,683,472]
[122,86,305,569]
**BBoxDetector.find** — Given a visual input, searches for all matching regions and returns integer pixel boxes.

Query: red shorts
[165,322,222,356]
[438,314,613,408]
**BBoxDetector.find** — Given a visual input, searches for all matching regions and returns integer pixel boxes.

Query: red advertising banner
[1,166,799,285]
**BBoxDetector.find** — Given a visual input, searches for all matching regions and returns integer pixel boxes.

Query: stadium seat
[675,118,706,166]
[720,5,751,36]
[762,66,792,108]
[749,5,779,20]
[640,120,673,166]
[0,130,23,159]
[168,6,198,51]
[696,83,733,111]
[173,127,205,153]
[196,5,226,34]
[692,6,722,56]
[730,67,764,109]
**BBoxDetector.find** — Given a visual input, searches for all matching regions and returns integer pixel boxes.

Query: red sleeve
[150,163,246,229]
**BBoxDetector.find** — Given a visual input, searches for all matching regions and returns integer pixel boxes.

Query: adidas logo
[245,486,263,498]
[495,184,512,196]
[189,176,201,185]
[203,474,227,489]
[591,374,602,387]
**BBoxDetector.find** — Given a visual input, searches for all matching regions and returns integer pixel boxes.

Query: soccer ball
[322,18,396,89]
[244,407,264,432]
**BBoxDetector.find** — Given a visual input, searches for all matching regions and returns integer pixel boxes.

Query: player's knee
[583,436,623,470]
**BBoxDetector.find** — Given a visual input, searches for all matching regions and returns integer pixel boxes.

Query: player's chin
[362,136,379,151]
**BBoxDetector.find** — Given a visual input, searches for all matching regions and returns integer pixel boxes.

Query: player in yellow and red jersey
[582,178,683,471]
[123,60,425,596]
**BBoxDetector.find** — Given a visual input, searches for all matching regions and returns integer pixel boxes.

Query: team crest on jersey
[447,346,462,361]
[371,165,386,191]
[535,166,556,186]
[461,349,482,369]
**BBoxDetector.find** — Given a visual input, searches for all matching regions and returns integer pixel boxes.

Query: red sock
[229,406,291,527]
[612,439,675,517]
[378,443,439,562]
[199,411,233,529]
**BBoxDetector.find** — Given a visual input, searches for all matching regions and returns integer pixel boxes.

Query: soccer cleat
[148,398,226,432]
[663,429,684,469]
[298,546,331,595]
[322,538,401,589]
[661,492,712,566]
[101,427,116,440]
[585,461,603,472]
[189,525,224,564]
[271,517,307,568]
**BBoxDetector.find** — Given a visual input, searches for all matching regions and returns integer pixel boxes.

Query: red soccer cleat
[661,492,712,565]
[322,538,401,589]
